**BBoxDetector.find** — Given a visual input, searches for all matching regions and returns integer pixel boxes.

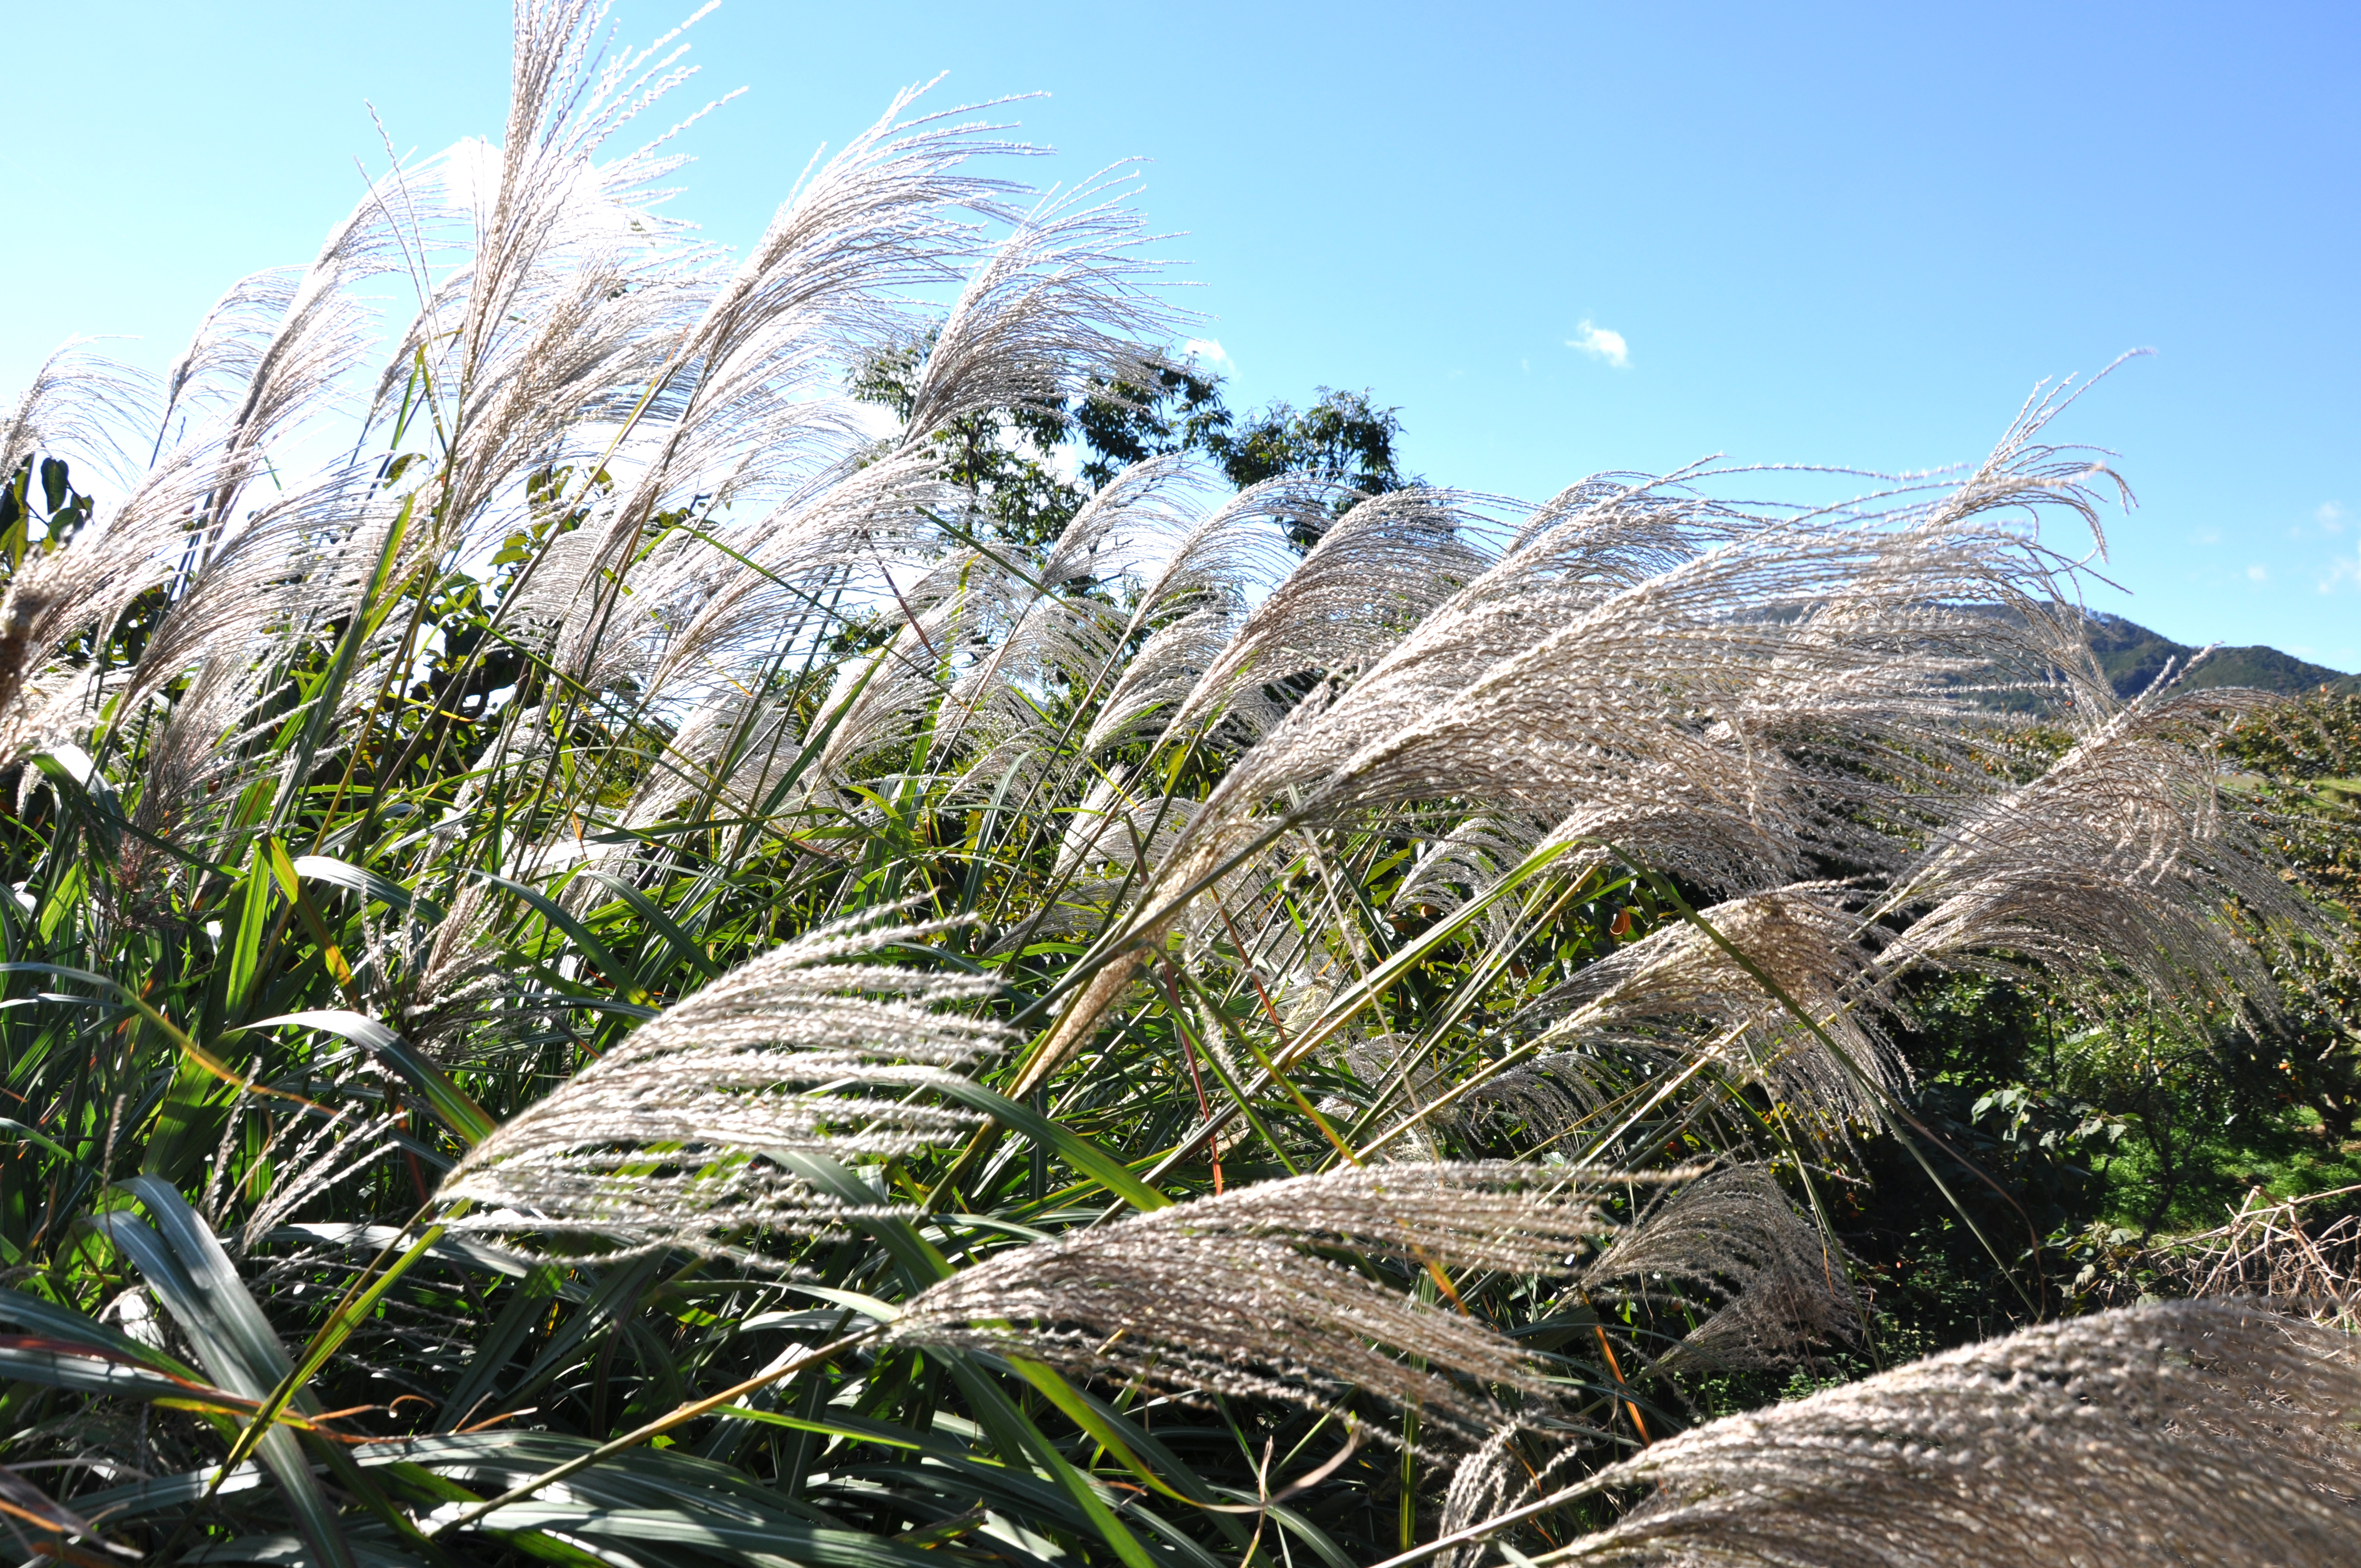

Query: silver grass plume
[909,465,1255,845]
[1439,1425,1541,1568]
[0,337,154,486]
[1155,485,1508,747]
[156,268,303,441]
[197,1088,403,1258]
[457,0,709,386]
[1172,400,2111,874]
[195,189,409,532]
[888,1162,1615,1442]
[1180,519,2059,862]
[899,170,1176,450]
[437,908,1013,1257]
[1580,1165,1861,1373]
[114,657,281,899]
[1025,451,2094,1092]
[638,452,1230,777]
[966,470,1321,945]
[532,81,1040,667]
[1439,1421,1611,1568]
[120,460,389,720]
[1078,471,1315,755]
[513,449,946,716]
[1529,885,1896,1126]
[796,580,982,788]
[916,470,1181,771]
[815,462,1198,787]
[1457,1050,1617,1142]
[366,0,718,560]
[1872,682,2311,1017]
[605,451,951,712]
[0,449,225,764]
[1389,811,1553,948]
[1337,887,1891,1169]
[1546,1299,2361,1567]
[643,196,1204,788]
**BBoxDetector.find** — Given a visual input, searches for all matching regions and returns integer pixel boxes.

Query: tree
[853,332,1407,552]
[1203,386,1409,548]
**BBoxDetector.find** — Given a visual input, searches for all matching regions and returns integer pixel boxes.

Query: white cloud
[1566,320,1629,368]
[2319,501,2347,533]
[2321,545,2361,594]
[2247,564,2269,583]
[1182,337,1232,369]
[845,398,901,443]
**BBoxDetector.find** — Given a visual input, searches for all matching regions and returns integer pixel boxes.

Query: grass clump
[0,8,2354,1565]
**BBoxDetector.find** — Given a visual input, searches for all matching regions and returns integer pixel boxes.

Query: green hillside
[2084,612,2361,698]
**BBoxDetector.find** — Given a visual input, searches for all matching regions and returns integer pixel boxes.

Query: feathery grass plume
[1873,682,2311,1018]
[1193,398,2110,858]
[1389,810,1552,941]
[1327,1035,1460,1162]
[195,193,410,531]
[0,337,154,486]
[527,83,1043,666]
[1184,526,2045,857]
[437,909,1013,1257]
[912,462,1206,780]
[1544,1300,2361,1566]
[107,463,398,840]
[899,170,1176,449]
[363,2,731,566]
[1438,1425,1536,1568]
[196,1088,403,1257]
[0,178,417,757]
[1077,471,1316,754]
[827,463,1194,769]
[156,268,304,440]
[113,658,276,900]
[1439,1419,1615,1568]
[0,448,224,763]
[1458,1050,1622,1141]
[889,1163,1617,1442]
[599,453,950,711]
[1026,456,2096,1090]
[1581,1165,1860,1372]
[949,467,1307,899]
[1526,885,1896,1125]
[1021,464,1413,906]
[791,579,978,787]
[1156,484,1506,747]
[580,212,1210,804]
[448,0,710,368]
[1530,598,2033,897]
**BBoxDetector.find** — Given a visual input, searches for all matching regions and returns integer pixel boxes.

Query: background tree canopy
[853,329,1407,549]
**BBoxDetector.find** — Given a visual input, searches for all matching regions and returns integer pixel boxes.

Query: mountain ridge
[2081,612,2361,699]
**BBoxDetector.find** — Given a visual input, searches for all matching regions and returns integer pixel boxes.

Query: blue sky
[7,2,2355,667]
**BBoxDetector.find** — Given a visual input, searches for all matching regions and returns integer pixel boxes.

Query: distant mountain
[2082,613,2361,699]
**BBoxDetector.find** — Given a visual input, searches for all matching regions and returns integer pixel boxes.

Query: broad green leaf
[291,852,448,925]
[232,1010,494,1146]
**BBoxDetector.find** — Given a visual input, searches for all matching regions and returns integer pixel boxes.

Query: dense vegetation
[1,8,2355,1564]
